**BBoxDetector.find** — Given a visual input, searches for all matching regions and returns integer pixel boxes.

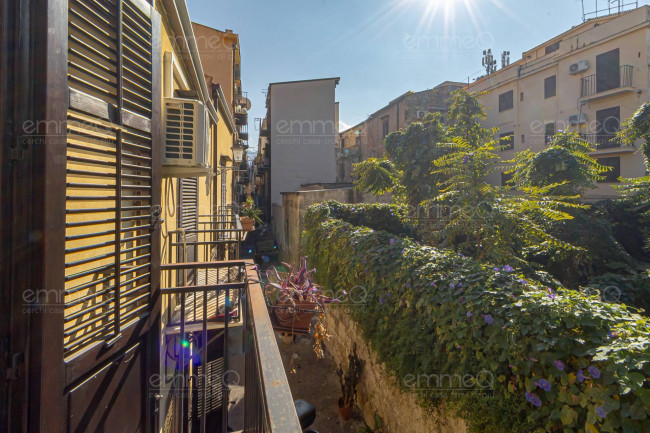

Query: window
[544,75,556,99]
[545,123,555,144]
[545,41,560,55]
[382,117,390,138]
[355,136,361,146]
[597,157,621,183]
[520,92,524,102]
[521,134,525,144]
[596,106,620,149]
[499,132,514,150]
[501,171,514,186]
[499,90,514,112]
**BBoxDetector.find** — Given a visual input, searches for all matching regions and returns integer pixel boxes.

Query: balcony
[580,65,634,101]
[160,213,302,432]
[579,133,636,154]
[235,108,248,126]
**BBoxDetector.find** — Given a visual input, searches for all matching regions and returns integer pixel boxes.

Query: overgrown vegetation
[304,204,650,433]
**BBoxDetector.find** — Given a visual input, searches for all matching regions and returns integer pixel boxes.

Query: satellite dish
[242,98,252,111]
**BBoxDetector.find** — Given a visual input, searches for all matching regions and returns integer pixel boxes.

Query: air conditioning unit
[568,113,587,125]
[163,98,209,167]
[569,60,590,75]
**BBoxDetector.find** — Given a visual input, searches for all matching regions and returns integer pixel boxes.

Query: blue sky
[187,0,647,152]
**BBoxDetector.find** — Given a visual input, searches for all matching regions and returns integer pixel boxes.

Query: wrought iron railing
[159,260,302,433]
[581,65,633,97]
[579,133,620,149]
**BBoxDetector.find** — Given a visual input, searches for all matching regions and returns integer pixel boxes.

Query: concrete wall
[269,79,338,205]
[467,6,650,198]
[324,308,467,433]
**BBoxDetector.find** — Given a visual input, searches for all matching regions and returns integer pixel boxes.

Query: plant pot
[274,298,317,329]
[338,397,353,421]
[240,217,255,232]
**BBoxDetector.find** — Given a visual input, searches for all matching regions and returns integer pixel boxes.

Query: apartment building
[0,0,299,431]
[337,81,465,180]
[254,77,340,221]
[467,6,650,198]
[193,23,251,209]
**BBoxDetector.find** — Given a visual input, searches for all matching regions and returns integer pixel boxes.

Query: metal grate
[165,100,196,160]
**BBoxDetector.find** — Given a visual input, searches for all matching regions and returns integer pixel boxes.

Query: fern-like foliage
[506,131,610,196]
[352,157,399,196]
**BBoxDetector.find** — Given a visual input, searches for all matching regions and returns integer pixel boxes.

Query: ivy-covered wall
[305,202,650,433]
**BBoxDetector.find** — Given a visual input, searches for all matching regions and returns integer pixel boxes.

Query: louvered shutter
[64,0,157,361]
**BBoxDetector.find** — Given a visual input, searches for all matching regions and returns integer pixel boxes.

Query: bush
[584,272,650,316]
[305,203,650,433]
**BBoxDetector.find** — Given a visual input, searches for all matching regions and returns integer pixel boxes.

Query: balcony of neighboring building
[580,65,634,101]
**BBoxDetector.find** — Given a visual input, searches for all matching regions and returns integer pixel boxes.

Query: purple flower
[493,267,500,272]
[554,360,565,371]
[389,238,395,246]
[458,282,463,288]
[483,314,494,325]
[577,369,585,383]
[537,379,551,392]
[463,155,469,164]
[467,311,472,318]
[608,331,618,338]
[547,288,556,300]
[502,265,514,272]
[430,282,436,287]
[529,357,538,362]
[450,283,456,289]
[459,297,466,303]
[525,391,542,407]
[362,259,367,264]
[405,282,410,288]
[596,406,607,419]
[588,366,601,379]
[457,344,462,349]
[379,298,385,304]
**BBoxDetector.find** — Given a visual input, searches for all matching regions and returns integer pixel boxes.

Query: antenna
[501,51,510,69]
[482,49,497,75]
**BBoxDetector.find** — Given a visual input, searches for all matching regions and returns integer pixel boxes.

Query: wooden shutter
[179,177,199,234]
[64,0,156,362]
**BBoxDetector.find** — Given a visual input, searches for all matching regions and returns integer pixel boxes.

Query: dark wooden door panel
[67,342,144,433]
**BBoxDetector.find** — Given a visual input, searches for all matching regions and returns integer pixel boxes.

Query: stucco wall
[324,308,467,433]
[269,79,338,205]
[467,6,650,198]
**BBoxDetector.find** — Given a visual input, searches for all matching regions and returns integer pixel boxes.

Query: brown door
[596,48,620,93]
[48,0,162,431]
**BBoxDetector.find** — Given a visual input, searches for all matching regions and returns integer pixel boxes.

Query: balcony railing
[160,257,302,433]
[581,65,633,98]
[579,133,620,149]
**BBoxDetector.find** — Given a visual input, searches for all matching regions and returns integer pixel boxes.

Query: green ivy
[304,204,650,433]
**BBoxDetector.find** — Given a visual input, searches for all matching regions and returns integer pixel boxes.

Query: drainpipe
[173,0,220,125]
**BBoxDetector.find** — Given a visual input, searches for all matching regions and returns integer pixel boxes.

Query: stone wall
[323,307,467,433]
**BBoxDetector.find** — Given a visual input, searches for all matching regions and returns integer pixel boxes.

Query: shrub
[305,204,650,433]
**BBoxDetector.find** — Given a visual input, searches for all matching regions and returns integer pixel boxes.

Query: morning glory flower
[450,283,456,289]
[588,366,601,379]
[554,360,565,371]
[430,282,436,287]
[502,265,514,272]
[389,238,395,246]
[548,288,556,299]
[483,314,494,325]
[525,392,542,407]
[493,267,500,272]
[537,379,551,392]
[467,311,472,317]
[608,331,618,338]
[596,406,607,419]
[379,298,385,304]
[463,155,469,164]
[577,369,585,383]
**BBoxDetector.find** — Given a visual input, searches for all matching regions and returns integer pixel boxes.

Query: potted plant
[265,257,337,330]
[337,343,363,421]
[239,196,262,232]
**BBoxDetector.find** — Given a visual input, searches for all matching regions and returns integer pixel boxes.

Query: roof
[269,77,341,86]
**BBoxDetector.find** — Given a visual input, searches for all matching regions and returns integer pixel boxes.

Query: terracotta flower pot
[240,217,255,232]
[274,298,317,329]
[338,397,353,421]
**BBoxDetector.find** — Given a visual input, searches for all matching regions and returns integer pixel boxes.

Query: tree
[506,131,610,196]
